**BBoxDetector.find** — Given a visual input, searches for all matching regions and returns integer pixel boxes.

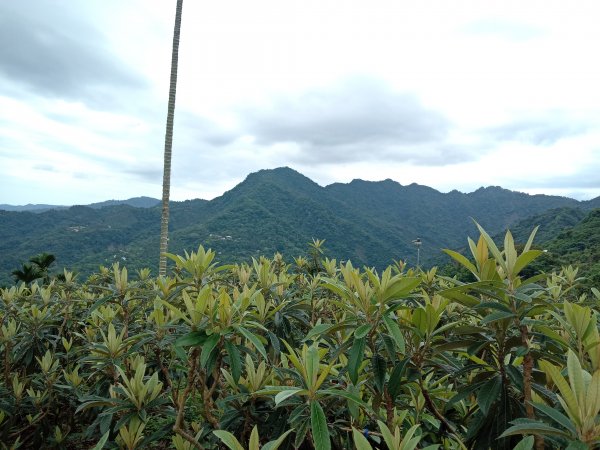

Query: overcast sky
[1,0,599,205]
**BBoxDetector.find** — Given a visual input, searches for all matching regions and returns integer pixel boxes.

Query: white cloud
[1,0,600,204]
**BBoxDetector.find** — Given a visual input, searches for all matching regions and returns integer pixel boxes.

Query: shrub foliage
[1,227,600,449]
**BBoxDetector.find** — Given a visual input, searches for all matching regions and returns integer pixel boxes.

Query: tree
[159,0,183,277]
[12,263,43,284]
[29,252,56,282]
[12,252,56,284]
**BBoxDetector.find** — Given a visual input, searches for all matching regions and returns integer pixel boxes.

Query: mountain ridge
[0,196,161,212]
[1,167,597,285]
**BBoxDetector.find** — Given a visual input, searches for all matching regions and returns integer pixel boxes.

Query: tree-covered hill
[0,196,160,213]
[532,208,600,287]
[1,167,597,285]
[493,206,587,245]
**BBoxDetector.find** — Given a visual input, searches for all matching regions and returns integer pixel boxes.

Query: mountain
[0,203,69,213]
[493,206,587,245]
[86,196,160,209]
[1,167,597,285]
[0,196,160,213]
[492,208,600,289]
[532,209,600,287]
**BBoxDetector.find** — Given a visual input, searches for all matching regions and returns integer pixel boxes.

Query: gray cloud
[518,162,600,190]
[237,77,459,166]
[175,112,239,147]
[33,163,58,172]
[487,116,588,146]
[0,2,144,107]
[121,166,162,183]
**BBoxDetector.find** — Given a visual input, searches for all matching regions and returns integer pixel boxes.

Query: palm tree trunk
[159,0,183,277]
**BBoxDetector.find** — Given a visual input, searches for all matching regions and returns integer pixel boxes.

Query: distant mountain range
[0,196,160,212]
[1,167,598,286]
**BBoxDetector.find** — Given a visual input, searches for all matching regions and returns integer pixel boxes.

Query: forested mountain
[493,206,587,245]
[0,196,160,213]
[0,203,69,213]
[528,208,600,287]
[1,167,597,285]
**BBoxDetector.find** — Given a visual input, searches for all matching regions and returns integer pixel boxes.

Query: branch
[173,348,204,450]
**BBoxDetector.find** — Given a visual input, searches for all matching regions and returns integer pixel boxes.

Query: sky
[1,0,600,205]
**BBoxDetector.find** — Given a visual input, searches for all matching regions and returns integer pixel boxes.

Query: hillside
[1,167,597,285]
[0,196,160,213]
[494,206,587,245]
[534,209,600,287]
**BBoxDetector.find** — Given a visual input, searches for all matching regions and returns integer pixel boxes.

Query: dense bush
[1,226,600,449]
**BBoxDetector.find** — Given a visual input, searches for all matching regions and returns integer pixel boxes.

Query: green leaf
[513,435,534,450]
[448,381,485,406]
[412,307,427,334]
[499,421,569,439]
[318,389,373,413]
[504,229,517,275]
[263,429,294,450]
[175,331,207,347]
[256,385,307,396]
[523,226,539,253]
[377,420,396,450]
[304,324,334,342]
[267,330,281,357]
[348,335,366,385]
[88,296,112,315]
[381,333,397,365]
[249,426,259,450]
[310,401,331,450]
[346,384,360,419]
[439,287,480,307]
[90,431,110,450]
[442,249,478,276]
[381,276,421,301]
[306,344,320,390]
[294,419,310,449]
[400,424,422,450]
[225,340,242,383]
[354,324,371,339]
[237,326,268,361]
[565,440,590,450]
[352,428,373,450]
[513,250,543,277]
[213,430,245,450]
[275,388,304,405]
[200,333,220,368]
[477,375,501,415]
[539,359,580,424]
[382,314,405,354]
[567,349,585,407]
[475,301,513,314]
[387,359,409,400]
[372,354,387,392]
[480,310,515,325]
[474,221,507,273]
[536,325,568,347]
[530,402,576,434]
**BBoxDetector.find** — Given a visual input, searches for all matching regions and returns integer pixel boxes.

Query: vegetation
[2,168,597,286]
[11,253,56,284]
[537,209,600,289]
[1,225,600,449]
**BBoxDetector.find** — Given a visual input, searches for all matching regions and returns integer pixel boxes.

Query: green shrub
[1,228,599,449]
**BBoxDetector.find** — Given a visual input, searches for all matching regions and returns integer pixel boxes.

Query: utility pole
[412,238,422,269]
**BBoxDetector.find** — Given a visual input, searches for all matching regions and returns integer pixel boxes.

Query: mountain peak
[242,167,321,190]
